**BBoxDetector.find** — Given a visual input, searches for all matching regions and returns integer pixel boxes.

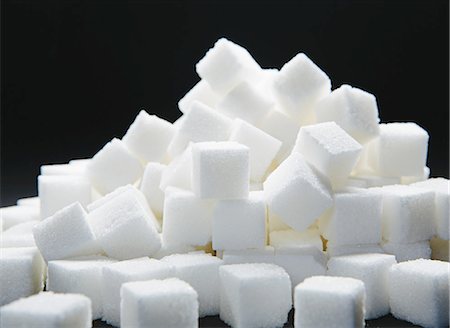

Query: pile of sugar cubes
[1,38,449,328]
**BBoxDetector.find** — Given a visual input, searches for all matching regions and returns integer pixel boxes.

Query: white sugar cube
[86,138,143,195]
[263,152,333,231]
[219,263,292,328]
[326,244,385,257]
[216,81,274,127]
[162,187,215,247]
[140,162,167,219]
[161,253,223,317]
[0,205,40,231]
[0,292,92,328]
[315,84,380,144]
[294,122,362,188]
[327,253,397,319]
[295,276,366,328]
[212,191,266,250]
[1,220,38,248]
[33,202,100,261]
[318,188,382,246]
[381,241,431,262]
[229,119,281,182]
[122,110,175,163]
[196,38,264,94]
[16,196,40,207]
[380,185,435,243]
[388,259,449,328]
[178,79,221,113]
[88,189,161,260]
[38,175,91,219]
[192,142,249,199]
[412,178,449,240]
[430,237,449,261]
[160,145,193,191]
[269,228,323,251]
[273,53,331,123]
[102,257,175,326]
[0,247,45,306]
[367,123,429,177]
[47,255,117,319]
[121,278,198,328]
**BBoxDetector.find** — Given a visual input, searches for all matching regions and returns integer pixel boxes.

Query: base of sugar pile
[1,38,449,328]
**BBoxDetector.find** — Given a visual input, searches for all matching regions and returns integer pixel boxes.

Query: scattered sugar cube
[121,278,198,328]
[102,257,175,326]
[228,119,282,182]
[16,196,40,207]
[178,79,221,113]
[263,152,333,231]
[162,187,215,247]
[326,244,385,257]
[38,175,91,219]
[430,237,449,261]
[192,142,249,199]
[273,53,331,123]
[216,81,274,127]
[219,263,292,328]
[86,138,143,195]
[160,145,193,191]
[388,259,449,328]
[196,38,264,94]
[295,276,366,328]
[40,163,86,176]
[381,240,431,262]
[212,191,266,250]
[0,292,92,328]
[367,123,429,177]
[0,247,45,306]
[33,202,100,261]
[1,220,38,248]
[412,177,449,240]
[139,162,167,219]
[318,188,382,246]
[294,122,362,188]
[88,188,161,260]
[327,253,397,319]
[380,185,435,243]
[315,84,380,144]
[0,205,40,231]
[269,228,323,251]
[161,253,223,316]
[122,110,175,163]
[47,255,117,319]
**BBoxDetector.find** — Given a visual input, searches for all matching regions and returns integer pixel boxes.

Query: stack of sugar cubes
[0,37,448,328]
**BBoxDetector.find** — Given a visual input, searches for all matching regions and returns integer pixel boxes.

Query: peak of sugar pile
[1,37,447,328]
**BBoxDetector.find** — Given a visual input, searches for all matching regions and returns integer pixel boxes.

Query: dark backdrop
[2,0,449,206]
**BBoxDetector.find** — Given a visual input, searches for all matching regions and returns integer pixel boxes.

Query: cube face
[381,241,431,262]
[315,84,380,144]
[178,79,221,113]
[295,276,365,328]
[294,122,362,188]
[121,279,198,328]
[122,111,175,163]
[219,263,292,328]
[368,123,429,177]
[273,53,331,123]
[40,163,86,176]
[269,228,323,251]
[229,119,282,182]
[0,206,40,232]
[1,220,38,248]
[162,188,215,247]
[327,254,397,319]
[381,185,435,243]
[388,259,449,328]
[33,202,100,261]
[212,191,266,250]
[318,189,382,246]
[38,175,91,219]
[86,138,143,195]
[0,292,92,328]
[192,142,250,199]
[140,162,167,219]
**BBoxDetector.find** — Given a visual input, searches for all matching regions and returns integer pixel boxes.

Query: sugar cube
[212,191,266,250]
[0,247,45,306]
[0,205,40,231]
[33,202,100,261]
[178,79,221,113]
[121,278,198,328]
[192,142,249,199]
[1,220,38,247]
[220,263,292,328]
[140,162,167,219]
[263,152,333,231]
[388,259,449,328]
[102,257,175,326]
[161,253,223,317]
[295,276,365,328]
[381,241,431,262]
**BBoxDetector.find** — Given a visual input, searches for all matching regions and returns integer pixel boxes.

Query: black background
[2,0,449,208]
